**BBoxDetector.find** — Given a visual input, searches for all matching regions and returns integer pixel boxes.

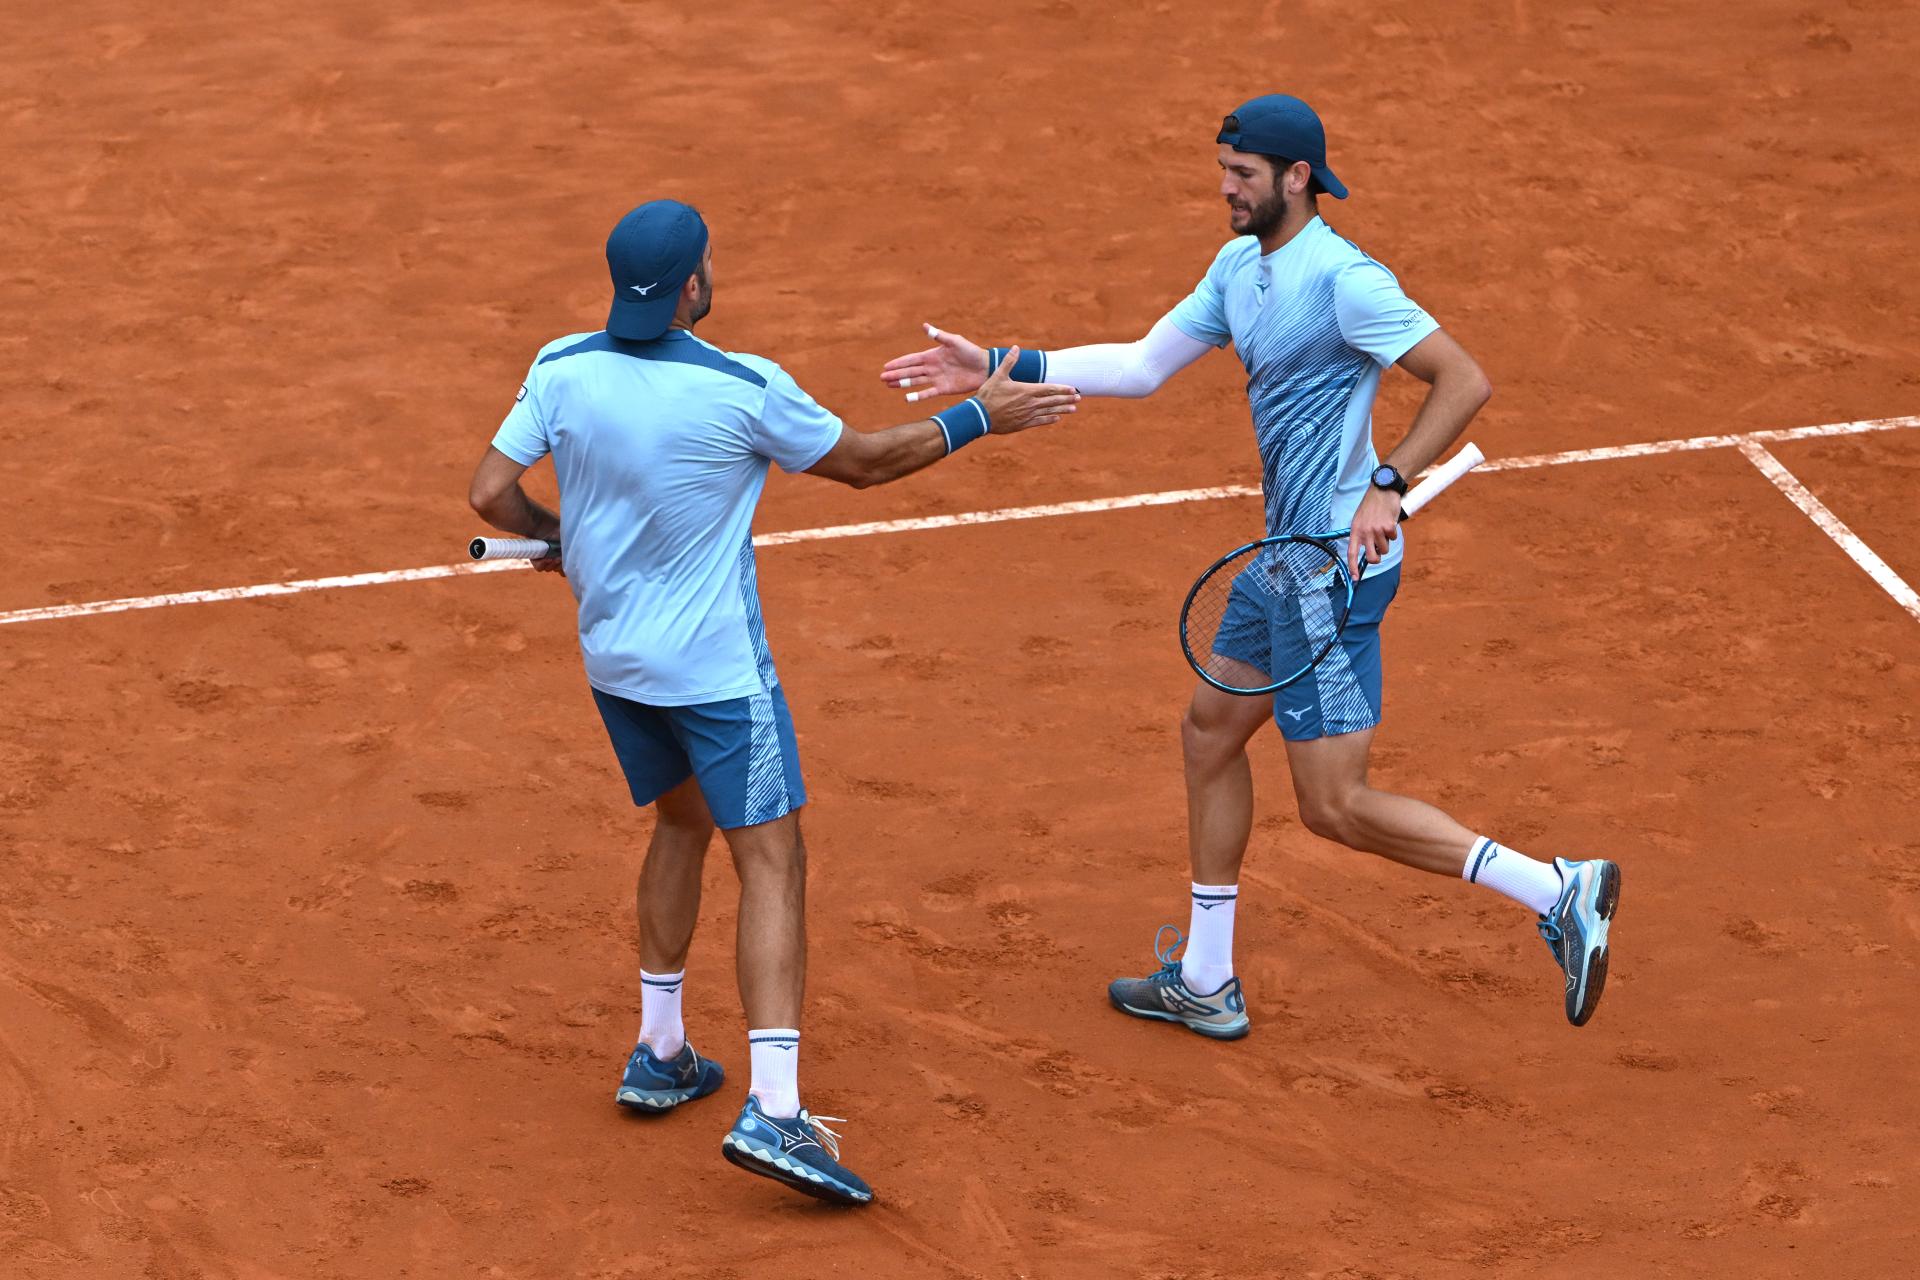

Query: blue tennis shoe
[615,1041,724,1112]
[1106,925,1250,1040]
[1539,857,1622,1027]
[721,1096,874,1205]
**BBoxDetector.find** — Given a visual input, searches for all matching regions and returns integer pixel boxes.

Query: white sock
[1180,882,1238,994]
[1464,837,1563,915]
[748,1028,801,1118]
[639,968,685,1058]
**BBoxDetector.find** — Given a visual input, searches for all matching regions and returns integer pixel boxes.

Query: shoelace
[798,1111,847,1161]
[1145,923,1187,987]
[1538,866,1582,949]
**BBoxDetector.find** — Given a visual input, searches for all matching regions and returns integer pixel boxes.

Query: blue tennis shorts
[1212,564,1401,741]
[591,685,806,829]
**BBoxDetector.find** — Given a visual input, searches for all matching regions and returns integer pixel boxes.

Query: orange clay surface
[5,2,1920,1277]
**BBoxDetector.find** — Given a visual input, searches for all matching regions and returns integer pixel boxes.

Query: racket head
[1179,535,1358,695]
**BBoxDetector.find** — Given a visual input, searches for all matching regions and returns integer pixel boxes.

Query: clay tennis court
[6,2,1919,1276]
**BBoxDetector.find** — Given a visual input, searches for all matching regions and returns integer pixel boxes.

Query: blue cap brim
[1217,116,1348,199]
[606,288,681,341]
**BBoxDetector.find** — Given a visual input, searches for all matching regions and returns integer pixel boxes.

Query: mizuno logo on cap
[630,281,661,296]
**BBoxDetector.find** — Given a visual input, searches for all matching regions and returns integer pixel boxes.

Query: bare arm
[468,446,564,571]
[809,348,1080,489]
[803,419,953,490]
[1346,329,1493,576]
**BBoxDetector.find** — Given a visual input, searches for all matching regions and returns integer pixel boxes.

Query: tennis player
[880,95,1622,1030]
[470,199,1078,1205]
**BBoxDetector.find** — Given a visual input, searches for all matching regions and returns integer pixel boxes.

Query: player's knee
[654,784,715,839]
[1298,791,1359,845]
[728,818,806,880]
[655,804,712,839]
[651,814,713,856]
[1181,705,1237,768]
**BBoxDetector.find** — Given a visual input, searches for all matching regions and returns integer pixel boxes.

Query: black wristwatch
[1370,464,1408,496]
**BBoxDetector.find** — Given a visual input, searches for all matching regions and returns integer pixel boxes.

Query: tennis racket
[469,536,561,561]
[1179,443,1485,696]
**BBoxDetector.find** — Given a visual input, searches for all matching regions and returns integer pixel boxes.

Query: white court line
[2,413,1916,629]
[0,558,531,628]
[1483,413,1920,471]
[753,482,1258,545]
[1737,440,1920,624]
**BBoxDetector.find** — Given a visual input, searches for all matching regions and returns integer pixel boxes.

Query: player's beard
[688,274,713,326]
[1231,187,1288,239]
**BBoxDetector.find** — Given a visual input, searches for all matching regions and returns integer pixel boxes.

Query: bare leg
[721,810,806,1030]
[636,776,715,974]
[1182,678,1280,885]
[1282,727,1477,876]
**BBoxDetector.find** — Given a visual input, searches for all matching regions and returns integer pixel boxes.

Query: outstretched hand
[880,323,990,402]
[977,346,1080,434]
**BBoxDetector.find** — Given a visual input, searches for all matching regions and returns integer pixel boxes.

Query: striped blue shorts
[591,685,806,829]
[1212,564,1401,741]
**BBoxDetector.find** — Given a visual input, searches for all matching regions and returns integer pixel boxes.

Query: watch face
[1372,466,1396,486]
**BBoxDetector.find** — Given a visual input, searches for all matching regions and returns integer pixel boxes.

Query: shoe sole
[1108,990,1250,1040]
[615,1069,723,1112]
[616,1087,701,1111]
[1568,862,1622,1028]
[721,1133,873,1206]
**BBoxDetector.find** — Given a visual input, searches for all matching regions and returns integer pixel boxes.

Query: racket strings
[1183,539,1350,693]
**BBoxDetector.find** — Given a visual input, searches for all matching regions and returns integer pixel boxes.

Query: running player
[470,199,1078,1205]
[880,95,1622,1030]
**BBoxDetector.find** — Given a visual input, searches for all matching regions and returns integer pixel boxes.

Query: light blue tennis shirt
[492,330,844,706]
[1169,217,1439,575]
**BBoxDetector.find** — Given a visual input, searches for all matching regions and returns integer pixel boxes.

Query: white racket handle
[469,536,561,561]
[1400,441,1486,520]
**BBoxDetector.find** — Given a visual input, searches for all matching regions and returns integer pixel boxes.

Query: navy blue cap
[605,200,709,340]
[1216,95,1348,200]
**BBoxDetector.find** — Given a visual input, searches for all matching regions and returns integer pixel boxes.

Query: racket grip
[469,536,561,561]
[1400,441,1486,520]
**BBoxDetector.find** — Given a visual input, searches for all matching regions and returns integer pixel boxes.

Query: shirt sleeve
[1333,259,1440,368]
[752,366,845,473]
[490,363,550,466]
[1166,242,1239,349]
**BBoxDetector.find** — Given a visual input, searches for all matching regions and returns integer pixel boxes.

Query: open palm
[879,323,990,402]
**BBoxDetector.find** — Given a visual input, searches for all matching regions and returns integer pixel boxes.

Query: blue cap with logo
[605,200,709,341]
[1216,95,1348,200]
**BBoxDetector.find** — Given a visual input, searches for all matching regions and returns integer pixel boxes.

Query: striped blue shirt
[493,330,843,706]
[1169,218,1439,574]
